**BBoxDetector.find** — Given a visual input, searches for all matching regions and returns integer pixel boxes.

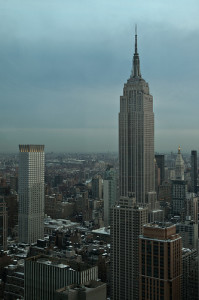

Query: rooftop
[26,255,94,272]
[144,222,174,229]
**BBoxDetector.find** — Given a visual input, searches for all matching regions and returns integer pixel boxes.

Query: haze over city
[0,0,199,152]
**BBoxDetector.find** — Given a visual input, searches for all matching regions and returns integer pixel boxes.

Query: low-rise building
[25,255,99,300]
[55,280,106,300]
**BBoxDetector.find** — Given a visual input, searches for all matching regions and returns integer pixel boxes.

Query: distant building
[182,248,198,300]
[103,167,117,227]
[24,255,98,300]
[4,194,18,236]
[158,181,172,203]
[111,195,148,300]
[172,180,187,215]
[184,193,198,224]
[175,146,185,180]
[54,174,63,187]
[148,209,164,223]
[10,175,18,192]
[155,154,165,185]
[147,191,164,223]
[191,150,197,194]
[18,145,45,244]
[139,223,182,300]
[0,196,7,250]
[155,159,160,193]
[176,217,198,251]
[92,175,102,200]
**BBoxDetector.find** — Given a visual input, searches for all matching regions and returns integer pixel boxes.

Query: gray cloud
[1,0,199,152]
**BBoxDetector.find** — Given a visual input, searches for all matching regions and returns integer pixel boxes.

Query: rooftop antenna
[135,24,138,54]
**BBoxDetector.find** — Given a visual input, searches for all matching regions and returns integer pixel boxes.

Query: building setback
[139,223,182,300]
[18,145,45,244]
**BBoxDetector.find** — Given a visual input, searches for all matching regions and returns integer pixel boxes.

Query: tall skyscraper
[191,150,197,193]
[139,223,182,300]
[119,29,155,203]
[18,145,45,244]
[111,195,148,300]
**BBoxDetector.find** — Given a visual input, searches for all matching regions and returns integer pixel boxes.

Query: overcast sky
[0,0,199,153]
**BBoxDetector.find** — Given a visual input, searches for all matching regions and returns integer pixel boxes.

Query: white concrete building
[18,145,45,244]
[25,256,98,300]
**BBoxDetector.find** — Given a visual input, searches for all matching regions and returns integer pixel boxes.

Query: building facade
[191,150,197,194]
[0,196,7,250]
[139,223,182,300]
[111,195,148,300]
[18,145,45,244]
[172,180,187,215]
[184,193,198,223]
[25,256,98,300]
[119,31,155,203]
[92,175,102,200]
[175,146,184,180]
[176,218,198,251]
[182,248,198,300]
[155,154,165,185]
[103,167,117,227]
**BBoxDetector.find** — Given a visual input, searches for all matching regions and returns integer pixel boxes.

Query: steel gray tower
[18,145,45,244]
[119,29,155,203]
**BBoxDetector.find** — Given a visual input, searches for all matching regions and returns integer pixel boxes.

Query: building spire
[131,25,141,78]
[135,24,138,54]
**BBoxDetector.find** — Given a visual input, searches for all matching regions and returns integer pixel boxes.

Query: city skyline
[1,1,199,153]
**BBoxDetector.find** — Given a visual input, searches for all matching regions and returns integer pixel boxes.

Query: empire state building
[119,30,155,203]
